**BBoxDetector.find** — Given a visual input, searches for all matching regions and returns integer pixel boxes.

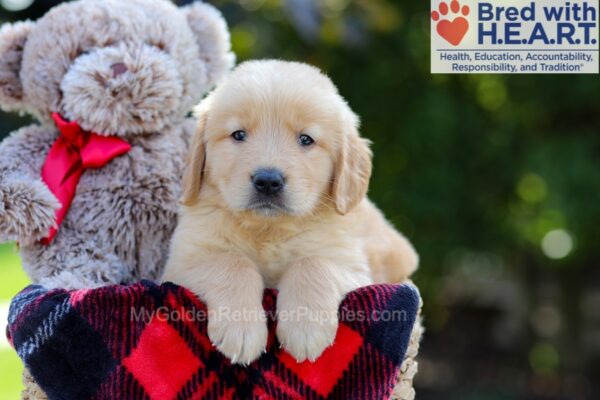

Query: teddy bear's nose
[110,62,128,78]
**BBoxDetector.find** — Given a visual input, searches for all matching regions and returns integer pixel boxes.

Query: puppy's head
[182,60,372,217]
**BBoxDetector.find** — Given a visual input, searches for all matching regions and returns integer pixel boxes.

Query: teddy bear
[0,0,234,290]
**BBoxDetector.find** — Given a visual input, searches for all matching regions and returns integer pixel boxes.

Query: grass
[0,349,23,400]
[0,243,29,400]
[0,244,29,299]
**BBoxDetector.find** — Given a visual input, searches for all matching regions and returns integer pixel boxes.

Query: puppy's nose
[252,168,285,195]
[110,62,128,78]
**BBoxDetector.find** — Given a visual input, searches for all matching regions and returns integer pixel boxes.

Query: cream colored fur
[163,60,418,365]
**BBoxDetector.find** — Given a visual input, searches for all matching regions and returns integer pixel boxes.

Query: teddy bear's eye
[149,41,167,52]
[70,47,90,60]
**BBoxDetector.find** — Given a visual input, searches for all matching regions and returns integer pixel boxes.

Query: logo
[431,0,599,74]
[431,0,471,46]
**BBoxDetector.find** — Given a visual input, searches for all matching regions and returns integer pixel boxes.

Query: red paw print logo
[431,0,470,46]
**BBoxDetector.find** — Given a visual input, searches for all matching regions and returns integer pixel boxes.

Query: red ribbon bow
[40,113,131,244]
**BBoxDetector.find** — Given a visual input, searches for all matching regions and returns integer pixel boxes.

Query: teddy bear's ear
[0,21,34,112]
[182,2,235,87]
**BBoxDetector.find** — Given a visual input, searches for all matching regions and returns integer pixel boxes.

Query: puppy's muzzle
[252,168,285,196]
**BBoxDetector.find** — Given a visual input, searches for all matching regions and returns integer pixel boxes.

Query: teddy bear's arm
[0,124,60,244]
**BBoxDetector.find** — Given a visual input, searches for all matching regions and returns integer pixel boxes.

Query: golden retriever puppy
[162,60,418,364]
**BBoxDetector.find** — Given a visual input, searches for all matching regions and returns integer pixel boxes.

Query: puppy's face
[204,99,333,216]
[182,61,372,218]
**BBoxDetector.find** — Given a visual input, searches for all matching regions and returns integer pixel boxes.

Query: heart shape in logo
[436,17,468,46]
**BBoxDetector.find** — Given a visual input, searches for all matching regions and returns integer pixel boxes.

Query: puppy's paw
[277,306,339,363]
[208,306,268,365]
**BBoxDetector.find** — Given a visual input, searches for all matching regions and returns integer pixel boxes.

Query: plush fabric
[0,0,234,289]
[7,282,420,400]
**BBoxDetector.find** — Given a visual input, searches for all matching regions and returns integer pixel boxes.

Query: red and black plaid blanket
[7,281,419,400]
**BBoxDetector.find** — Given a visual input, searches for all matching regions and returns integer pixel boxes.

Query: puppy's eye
[231,130,247,142]
[298,134,315,147]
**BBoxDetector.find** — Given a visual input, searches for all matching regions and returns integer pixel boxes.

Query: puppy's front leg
[276,257,368,362]
[163,252,267,365]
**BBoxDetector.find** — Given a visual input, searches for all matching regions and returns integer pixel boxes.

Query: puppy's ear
[181,110,208,206]
[182,2,235,87]
[0,21,34,112]
[332,111,372,215]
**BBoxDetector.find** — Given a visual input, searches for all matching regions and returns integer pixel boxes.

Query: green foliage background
[0,245,29,399]
[1,0,599,398]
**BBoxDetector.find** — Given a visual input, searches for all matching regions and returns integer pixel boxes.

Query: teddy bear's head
[0,0,234,137]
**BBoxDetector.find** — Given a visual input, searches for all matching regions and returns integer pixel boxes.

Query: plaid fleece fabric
[7,281,419,400]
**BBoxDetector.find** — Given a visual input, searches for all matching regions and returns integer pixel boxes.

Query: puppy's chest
[249,235,305,287]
